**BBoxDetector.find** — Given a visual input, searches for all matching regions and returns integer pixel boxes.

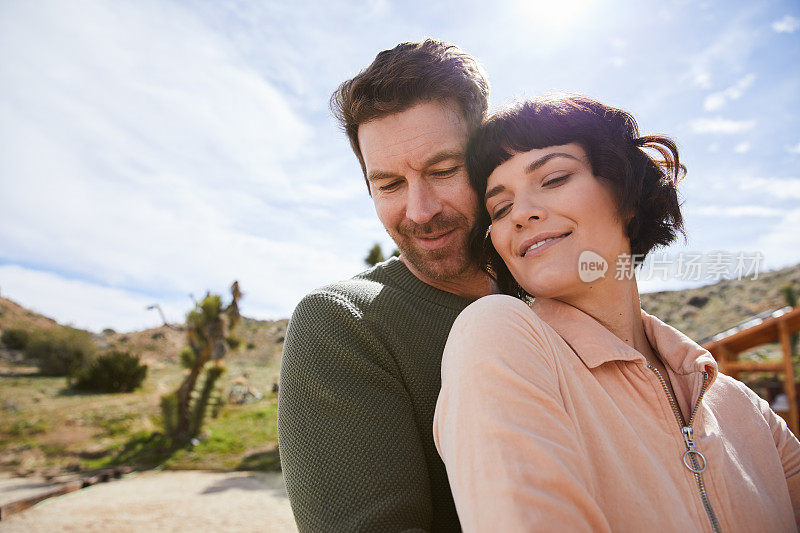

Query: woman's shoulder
[444,294,560,375]
[455,294,550,332]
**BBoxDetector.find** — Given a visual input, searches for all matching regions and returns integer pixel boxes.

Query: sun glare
[517,0,598,31]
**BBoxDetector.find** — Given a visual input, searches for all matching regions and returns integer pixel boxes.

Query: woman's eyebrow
[524,152,580,174]
[485,184,505,200]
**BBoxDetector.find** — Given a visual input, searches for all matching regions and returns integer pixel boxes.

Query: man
[278,39,491,532]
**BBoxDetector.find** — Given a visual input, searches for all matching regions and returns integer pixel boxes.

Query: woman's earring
[484,224,492,239]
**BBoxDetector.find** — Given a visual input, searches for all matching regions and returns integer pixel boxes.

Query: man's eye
[380,181,402,191]
[431,167,458,177]
[543,174,569,187]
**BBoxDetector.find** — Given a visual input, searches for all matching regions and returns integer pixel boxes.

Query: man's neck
[400,257,492,300]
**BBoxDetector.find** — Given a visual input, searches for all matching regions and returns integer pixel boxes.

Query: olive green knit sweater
[278,258,474,532]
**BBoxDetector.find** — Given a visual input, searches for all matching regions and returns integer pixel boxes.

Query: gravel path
[0,471,297,532]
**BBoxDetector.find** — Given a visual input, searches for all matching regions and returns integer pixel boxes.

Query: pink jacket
[434,295,800,532]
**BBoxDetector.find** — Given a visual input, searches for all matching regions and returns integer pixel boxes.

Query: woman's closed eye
[490,203,512,221]
[543,174,570,187]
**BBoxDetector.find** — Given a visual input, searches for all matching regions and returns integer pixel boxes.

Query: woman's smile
[519,231,572,258]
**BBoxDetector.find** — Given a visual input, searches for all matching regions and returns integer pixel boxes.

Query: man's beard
[391,212,474,281]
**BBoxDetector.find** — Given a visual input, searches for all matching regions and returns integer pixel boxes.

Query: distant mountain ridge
[1,262,798,362]
[639,263,800,343]
[0,296,287,366]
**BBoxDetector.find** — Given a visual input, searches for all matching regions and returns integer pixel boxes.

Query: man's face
[358,100,479,283]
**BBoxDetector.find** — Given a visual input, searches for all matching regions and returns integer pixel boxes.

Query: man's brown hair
[330,39,489,190]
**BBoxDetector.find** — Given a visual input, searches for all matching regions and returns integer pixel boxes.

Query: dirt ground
[0,470,297,532]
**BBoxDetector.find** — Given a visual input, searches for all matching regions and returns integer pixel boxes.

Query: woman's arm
[433,295,610,533]
[758,391,800,525]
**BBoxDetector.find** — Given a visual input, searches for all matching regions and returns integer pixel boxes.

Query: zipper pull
[681,426,707,473]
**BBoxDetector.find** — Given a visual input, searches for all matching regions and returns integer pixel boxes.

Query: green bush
[73,350,148,393]
[24,327,95,377]
[225,336,241,350]
[1,328,30,350]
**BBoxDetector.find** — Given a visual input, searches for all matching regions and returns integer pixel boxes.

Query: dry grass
[0,357,281,476]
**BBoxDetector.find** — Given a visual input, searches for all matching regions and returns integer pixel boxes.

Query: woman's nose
[511,201,547,229]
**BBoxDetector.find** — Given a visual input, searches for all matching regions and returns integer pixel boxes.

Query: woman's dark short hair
[330,39,489,189]
[466,94,686,298]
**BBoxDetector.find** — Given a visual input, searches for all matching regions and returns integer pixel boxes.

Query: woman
[433,95,800,532]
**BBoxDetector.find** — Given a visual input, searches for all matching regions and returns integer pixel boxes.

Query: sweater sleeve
[277,290,432,532]
[433,295,610,533]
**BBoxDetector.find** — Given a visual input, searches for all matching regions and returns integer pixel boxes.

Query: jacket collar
[531,297,718,384]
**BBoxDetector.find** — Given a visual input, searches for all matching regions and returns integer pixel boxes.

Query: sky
[1,0,799,332]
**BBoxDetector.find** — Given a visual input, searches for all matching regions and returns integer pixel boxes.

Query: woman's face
[485,143,631,299]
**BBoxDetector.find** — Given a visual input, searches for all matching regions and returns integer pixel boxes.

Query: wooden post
[779,319,799,436]
[717,345,737,379]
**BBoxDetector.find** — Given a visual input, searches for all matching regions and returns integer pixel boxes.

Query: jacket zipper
[647,365,721,533]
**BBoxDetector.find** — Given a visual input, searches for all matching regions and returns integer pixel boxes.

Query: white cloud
[610,38,628,49]
[739,177,800,199]
[772,15,800,33]
[734,142,751,153]
[788,142,800,155]
[692,69,713,89]
[756,208,800,269]
[0,264,184,332]
[690,117,756,134]
[688,205,784,217]
[610,57,626,68]
[703,73,756,111]
[0,0,377,326]
[685,19,757,89]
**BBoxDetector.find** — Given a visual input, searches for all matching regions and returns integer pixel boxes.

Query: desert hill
[1,261,798,362]
[0,297,287,366]
[639,263,800,342]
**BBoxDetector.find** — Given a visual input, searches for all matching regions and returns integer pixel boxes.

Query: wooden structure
[703,306,800,436]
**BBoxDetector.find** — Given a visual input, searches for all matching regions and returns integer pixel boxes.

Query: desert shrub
[73,350,147,393]
[25,327,95,377]
[225,336,241,350]
[1,328,30,350]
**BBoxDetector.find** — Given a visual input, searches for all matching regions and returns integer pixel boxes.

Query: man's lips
[412,229,457,250]
[519,231,572,257]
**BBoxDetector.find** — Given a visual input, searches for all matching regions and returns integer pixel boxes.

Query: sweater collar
[375,257,478,311]
[531,297,718,383]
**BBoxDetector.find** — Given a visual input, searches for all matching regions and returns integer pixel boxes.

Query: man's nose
[511,198,547,229]
[405,180,442,224]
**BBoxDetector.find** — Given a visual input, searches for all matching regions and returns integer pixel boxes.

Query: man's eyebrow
[366,170,402,183]
[524,152,580,173]
[366,149,464,182]
[423,149,464,169]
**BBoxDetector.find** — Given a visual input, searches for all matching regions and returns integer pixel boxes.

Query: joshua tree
[161,281,242,444]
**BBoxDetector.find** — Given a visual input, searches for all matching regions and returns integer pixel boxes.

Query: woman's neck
[552,276,661,367]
